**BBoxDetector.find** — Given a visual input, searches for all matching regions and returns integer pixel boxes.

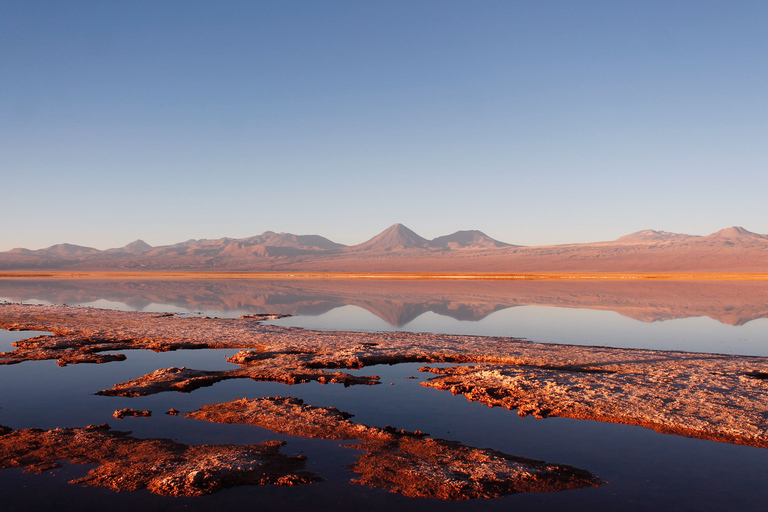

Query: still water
[1,279,768,511]
[3,278,767,355]
[269,304,768,356]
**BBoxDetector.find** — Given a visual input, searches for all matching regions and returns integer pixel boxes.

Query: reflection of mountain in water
[2,280,768,328]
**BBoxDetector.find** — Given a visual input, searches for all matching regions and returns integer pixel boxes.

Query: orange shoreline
[1,271,768,281]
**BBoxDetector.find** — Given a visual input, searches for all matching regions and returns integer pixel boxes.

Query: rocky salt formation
[113,408,151,419]
[3,303,768,450]
[98,367,243,396]
[0,423,318,496]
[96,361,379,398]
[187,397,599,499]
[420,362,768,448]
[239,313,292,320]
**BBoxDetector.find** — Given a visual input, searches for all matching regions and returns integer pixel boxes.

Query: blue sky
[2,1,767,250]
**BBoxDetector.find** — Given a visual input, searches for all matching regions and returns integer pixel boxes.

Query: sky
[2,1,767,251]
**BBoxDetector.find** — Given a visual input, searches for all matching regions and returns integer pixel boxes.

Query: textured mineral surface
[0,423,319,496]
[112,408,152,419]
[187,396,600,499]
[418,360,768,448]
[2,303,768,449]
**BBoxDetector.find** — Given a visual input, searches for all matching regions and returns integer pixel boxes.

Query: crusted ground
[187,397,599,499]
[420,362,768,448]
[2,303,768,449]
[0,423,318,496]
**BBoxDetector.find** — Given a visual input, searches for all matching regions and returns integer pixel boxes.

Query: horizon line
[3,271,768,281]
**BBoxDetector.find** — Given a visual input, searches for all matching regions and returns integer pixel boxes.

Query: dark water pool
[1,333,768,511]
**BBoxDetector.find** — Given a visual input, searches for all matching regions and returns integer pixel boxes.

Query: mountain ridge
[429,230,514,250]
[613,229,696,244]
[1,224,766,272]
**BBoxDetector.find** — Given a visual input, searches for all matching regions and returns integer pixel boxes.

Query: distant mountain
[6,248,33,255]
[429,230,512,250]
[119,240,153,253]
[614,229,695,244]
[0,243,103,270]
[701,226,768,243]
[347,223,431,252]
[243,231,344,250]
[1,225,767,272]
[125,231,346,261]
[39,243,102,257]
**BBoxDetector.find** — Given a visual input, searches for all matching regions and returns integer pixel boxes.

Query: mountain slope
[429,230,512,250]
[347,224,431,252]
[700,226,768,244]
[614,230,695,244]
[243,232,344,250]
[39,243,101,257]
[1,225,767,272]
[122,239,153,252]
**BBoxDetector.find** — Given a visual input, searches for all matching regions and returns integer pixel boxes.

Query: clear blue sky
[2,1,767,250]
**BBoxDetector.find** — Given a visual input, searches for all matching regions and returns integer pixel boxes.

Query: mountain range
[1,223,767,272]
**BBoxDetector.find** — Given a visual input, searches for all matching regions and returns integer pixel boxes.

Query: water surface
[2,279,768,510]
[3,278,767,355]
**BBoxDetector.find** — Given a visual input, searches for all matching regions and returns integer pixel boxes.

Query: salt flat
[2,303,767,449]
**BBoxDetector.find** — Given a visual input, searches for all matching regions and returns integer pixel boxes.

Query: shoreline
[2,270,768,281]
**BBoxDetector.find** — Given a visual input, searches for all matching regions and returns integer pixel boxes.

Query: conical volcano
[347,224,430,252]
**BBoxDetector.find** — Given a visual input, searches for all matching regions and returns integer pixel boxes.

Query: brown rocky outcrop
[0,423,318,496]
[188,397,600,499]
[3,303,768,451]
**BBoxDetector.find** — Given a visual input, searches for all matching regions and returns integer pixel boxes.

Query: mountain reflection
[2,279,768,328]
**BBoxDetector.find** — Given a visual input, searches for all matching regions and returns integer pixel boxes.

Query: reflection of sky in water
[269,304,768,357]
[1,296,249,318]
[0,330,51,352]
[64,299,199,315]
[3,354,768,511]
[5,292,768,356]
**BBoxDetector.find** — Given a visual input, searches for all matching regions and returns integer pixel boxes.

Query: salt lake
[1,278,767,511]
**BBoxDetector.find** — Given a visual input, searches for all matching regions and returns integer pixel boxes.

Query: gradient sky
[2,1,767,251]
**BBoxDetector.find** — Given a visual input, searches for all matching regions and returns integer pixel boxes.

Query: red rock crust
[113,408,151,419]
[419,363,768,448]
[187,397,599,499]
[0,423,319,496]
[3,303,768,450]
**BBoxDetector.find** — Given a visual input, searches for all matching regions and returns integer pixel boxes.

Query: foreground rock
[112,408,151,419]
[0,423,318,496]
[188,397,599,499]
[419,359,768,448]
[96,362,379,397]
[3,303,768,450]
